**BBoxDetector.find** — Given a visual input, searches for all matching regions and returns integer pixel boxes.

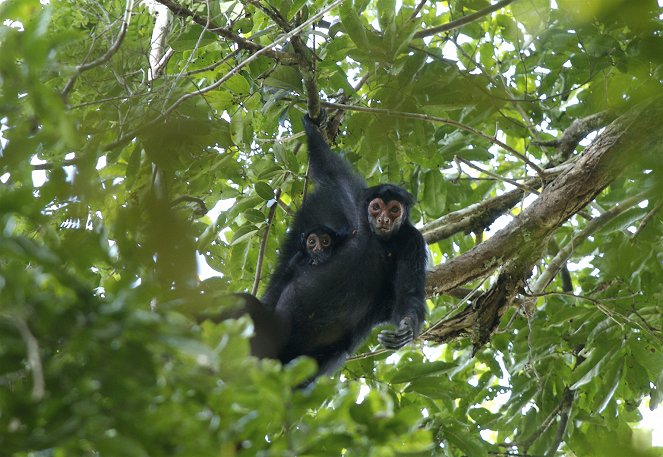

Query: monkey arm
[301,113,366,192]
[378,226,428,349]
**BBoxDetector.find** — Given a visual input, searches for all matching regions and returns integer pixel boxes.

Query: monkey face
[305,231,334,265]
[367,198,405,239]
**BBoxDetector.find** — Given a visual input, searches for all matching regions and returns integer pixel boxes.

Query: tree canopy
[1,0,662,455]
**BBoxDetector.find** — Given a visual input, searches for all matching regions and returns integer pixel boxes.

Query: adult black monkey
[364,184,427,349]
[260,113,426,376]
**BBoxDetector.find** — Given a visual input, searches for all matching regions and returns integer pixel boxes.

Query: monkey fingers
[378,320,414,349]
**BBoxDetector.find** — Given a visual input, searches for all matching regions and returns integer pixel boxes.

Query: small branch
[147,1,171,80]
[630,201,662,241]
[507,388,574,453]
[62,0,134,98]
[414,0,516,39]
[31,159,78,170]
[455,155,540,195]
[327,73,371,142]
[452,38,543,142]
[277,197,294,216]
[529,291,663,343]
[170,195,208,216]
[544,390,573,457]
[409,0,428,21]
[244,0,290,30]
[252,189,282,296]
[420,163,570,244]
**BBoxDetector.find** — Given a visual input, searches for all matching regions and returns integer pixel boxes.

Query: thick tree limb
[423,98,663,347]
[421,163,571,244]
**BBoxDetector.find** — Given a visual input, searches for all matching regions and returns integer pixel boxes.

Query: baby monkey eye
[372,203,381,211]
[390,207,400,214]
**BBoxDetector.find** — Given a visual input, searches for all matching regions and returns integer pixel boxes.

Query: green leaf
[339,0,368,49]
[244,208,267,223]
[570,345,619,390]
[264,65,303,92]
[254,182,275,200]
[229,223,259,246]
[224,74,250,96]
[422,170,447,215]
[170,24,216,51]
[388,360,455,384]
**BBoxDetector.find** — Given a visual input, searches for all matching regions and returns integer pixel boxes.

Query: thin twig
[170,195,208,216]
[155,0,292,61]
[252,189,282,296]
[530,191,649,293]
[327,73,371,142]
[455,155,540,195]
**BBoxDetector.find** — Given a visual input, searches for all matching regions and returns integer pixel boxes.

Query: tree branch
[455,155,540,195]
[2,316,45,401]
[147,1,171,80]
[530,192,648,294]
[421,164,570,244]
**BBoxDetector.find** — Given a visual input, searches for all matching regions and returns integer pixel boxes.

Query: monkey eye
[321,238,331,246]
[307,237,316,246]
[372,203,381,211]
[390,207,400,214]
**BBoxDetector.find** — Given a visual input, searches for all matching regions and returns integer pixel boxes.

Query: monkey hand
[378,317,415,350]
[303,109,328,129]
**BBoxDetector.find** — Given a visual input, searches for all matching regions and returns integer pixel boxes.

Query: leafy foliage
[1,0,662,455]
